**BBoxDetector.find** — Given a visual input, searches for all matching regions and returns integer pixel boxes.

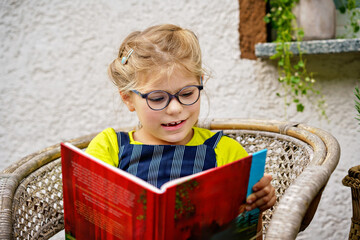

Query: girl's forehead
[137,67,199,91]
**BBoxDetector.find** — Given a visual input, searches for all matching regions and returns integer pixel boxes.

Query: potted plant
[333,0,360,38]
[355,86,360,125]
[341,86,360,239]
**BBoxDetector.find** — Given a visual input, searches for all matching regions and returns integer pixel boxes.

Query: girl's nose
[166,97,183,114]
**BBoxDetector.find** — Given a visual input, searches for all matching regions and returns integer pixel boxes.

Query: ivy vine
[336,0,360,38]
[264,0,327,119]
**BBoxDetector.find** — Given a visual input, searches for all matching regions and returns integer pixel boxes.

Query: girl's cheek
[143,109,162,123]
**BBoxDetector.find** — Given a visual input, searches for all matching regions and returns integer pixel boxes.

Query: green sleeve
[85,128,119,167]
[215,135,248,167]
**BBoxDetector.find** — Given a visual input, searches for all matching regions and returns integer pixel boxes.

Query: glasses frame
[131,85,203,111]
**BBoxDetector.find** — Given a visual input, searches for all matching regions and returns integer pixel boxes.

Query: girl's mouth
[162,120,184,127]
[161,120,185,129]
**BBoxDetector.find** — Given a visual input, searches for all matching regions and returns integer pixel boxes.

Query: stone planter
[293,0,336,40]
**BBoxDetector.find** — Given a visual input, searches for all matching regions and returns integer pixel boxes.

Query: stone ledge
[255,38,360,58]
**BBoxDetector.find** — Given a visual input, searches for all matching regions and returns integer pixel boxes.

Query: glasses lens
[146,91,169,110]
[178,86,201,105]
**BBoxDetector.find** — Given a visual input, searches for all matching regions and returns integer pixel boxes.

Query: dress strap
[116,132,130,160]
[203,131,224,149]
[116,131,130,146]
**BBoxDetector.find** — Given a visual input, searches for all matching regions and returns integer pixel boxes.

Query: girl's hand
[245,174,276,212]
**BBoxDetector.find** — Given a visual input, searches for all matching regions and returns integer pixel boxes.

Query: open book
[61,142,267,240]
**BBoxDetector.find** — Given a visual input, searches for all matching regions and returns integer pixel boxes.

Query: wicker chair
[343,165,360,239]
[0,119,340,240]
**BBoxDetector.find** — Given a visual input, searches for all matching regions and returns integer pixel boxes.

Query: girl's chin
[160,130,193,145]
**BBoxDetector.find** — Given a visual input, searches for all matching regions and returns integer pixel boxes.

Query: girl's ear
[120,91,136,112]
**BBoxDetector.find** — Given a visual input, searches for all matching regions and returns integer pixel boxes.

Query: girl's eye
[148,93,167,102]
[148,97,165,102]
[180,90,194,98]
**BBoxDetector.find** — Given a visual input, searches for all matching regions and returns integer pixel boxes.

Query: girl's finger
[258,193,277,211]
[252,174,272,191]
[247,184,272,204]
[246,185,276,211]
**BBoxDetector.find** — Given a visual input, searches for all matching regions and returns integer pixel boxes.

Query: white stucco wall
[1,0,359,239]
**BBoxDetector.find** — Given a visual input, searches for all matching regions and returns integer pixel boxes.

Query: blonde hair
[108,24,204,92]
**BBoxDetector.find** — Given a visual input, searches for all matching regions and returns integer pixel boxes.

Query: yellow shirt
[86,127,248,167]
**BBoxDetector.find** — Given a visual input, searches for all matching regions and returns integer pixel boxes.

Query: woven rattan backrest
[224,130,313,235]
[11,159,63,239]
[9,129,313,239]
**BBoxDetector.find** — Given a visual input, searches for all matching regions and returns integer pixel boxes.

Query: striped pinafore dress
[116,131,224,188]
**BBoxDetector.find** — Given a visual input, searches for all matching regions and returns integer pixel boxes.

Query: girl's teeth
[166,121,182,126]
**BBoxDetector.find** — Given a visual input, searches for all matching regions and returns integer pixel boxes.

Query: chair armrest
[265,124,340,239]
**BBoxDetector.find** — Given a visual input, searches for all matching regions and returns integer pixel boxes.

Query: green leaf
[348,0,356,10]
[355,87,360,119]
[356,118,360,125]
[291,76,300,84]
[264,15,270,23]
[275,44,284,51]
[297,29,305,39]
[298,60,304,68]
[355,87,360,99]
[278,59,284,67]
[354,25,360,33]
[270,51,283,60]
[296,103,304,112]
[339,6,346,13]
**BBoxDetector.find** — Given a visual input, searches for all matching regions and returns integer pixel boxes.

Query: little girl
[86,24,275,213]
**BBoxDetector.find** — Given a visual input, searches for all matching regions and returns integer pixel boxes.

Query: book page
[162,155,256,240]
[61,143,160,240]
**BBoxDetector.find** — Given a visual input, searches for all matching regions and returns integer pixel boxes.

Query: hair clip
[121,48,134,65]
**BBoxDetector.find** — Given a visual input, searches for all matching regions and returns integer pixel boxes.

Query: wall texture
[1,0,359,239]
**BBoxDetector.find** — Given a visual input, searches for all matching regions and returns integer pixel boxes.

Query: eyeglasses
[132,85,203,111]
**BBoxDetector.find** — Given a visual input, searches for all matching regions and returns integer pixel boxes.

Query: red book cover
[61,142,266,240]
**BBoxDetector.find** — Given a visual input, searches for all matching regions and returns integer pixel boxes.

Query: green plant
[355,86,360,125]
[264,0,327,119]
[337,0,360,38]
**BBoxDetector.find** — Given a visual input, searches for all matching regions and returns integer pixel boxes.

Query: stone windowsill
[255,38,360,58]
